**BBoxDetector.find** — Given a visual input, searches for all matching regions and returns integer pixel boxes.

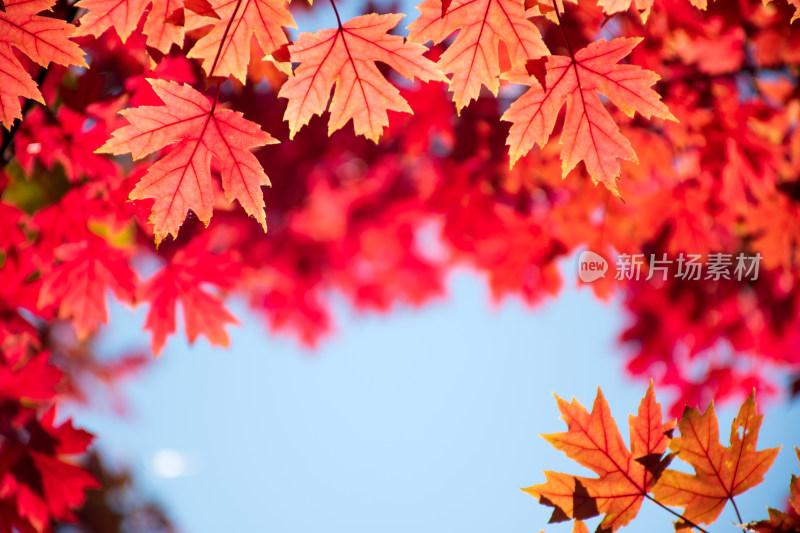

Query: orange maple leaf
[652,392,780,527]
[525,383,675,532]
[501,37,676,194]
[0,0,86,129]
[278,13,447,142]
[186,0,295,82]
[74,0,220,56]
[407,0,549,112]
[74,0,175,54]
[98,79,277,244]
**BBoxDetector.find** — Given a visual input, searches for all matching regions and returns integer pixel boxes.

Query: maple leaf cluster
[0,0,798,528]
[529,384,797,533]
[0,316,100,532]
[0,290,150,532]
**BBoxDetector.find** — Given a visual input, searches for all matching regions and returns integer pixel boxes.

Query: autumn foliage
[0,0,799,529]
[529,385,795,533]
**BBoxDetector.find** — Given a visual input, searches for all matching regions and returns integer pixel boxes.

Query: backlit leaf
[278,13,447,142]
[140,234,240,354]
[0,0,86,129]
[74,0,187,55]
[98,79,277,244]
[407,0,548,111]
[525,383,675,532]
[652,392,781,526]
[186,0,295,82]
[501,37,676,194]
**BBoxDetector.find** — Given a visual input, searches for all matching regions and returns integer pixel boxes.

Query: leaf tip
[665,110,680,123]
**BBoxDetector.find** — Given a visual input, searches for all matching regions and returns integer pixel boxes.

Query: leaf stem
[328,0,342,28]
[550,0,591,151]
[550,0,576,61]
[209,83,222,114]
[645,494,710,533]
[730,497,744,525]
[207,0,245,78]
[199,0,242,119]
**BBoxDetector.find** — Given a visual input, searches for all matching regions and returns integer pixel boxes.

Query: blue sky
[69,266,800,533]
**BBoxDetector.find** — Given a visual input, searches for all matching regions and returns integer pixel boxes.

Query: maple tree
[0,0,798,529]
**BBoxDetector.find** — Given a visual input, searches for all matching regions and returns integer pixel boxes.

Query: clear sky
[70,266,800,533]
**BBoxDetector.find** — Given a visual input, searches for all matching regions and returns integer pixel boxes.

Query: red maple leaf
[0,352,61,404]
[14,107,119,183]
[186,0,295,82]
[501,37,676,193]
[0,202,26,251]
[407,0,549,111]
[140,234,240,354]
[99,79,277,244]
[0,0,86,128]
[73,0,221,55]
[37,234,138,341]
[0,409,98,532]
[278,13,447,142]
